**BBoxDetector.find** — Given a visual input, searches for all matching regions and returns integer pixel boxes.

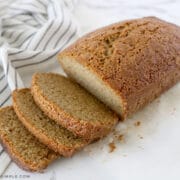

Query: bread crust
[0,107,58,172]
[31,73,118,140]
[12,89,88,157]
[58,16,180,119]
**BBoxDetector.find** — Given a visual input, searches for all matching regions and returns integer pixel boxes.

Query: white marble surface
[74,0,180,35]
[2,0,180,179]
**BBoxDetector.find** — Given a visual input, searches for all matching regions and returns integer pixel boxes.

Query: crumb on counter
[112,129,125,143]
[134,121,141,126]
[137,134,143,139]
[118,134,124,142]
[112,130,119,136]
[108,141,116,153]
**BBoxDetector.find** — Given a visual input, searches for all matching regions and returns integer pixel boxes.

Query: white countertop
[74,0,180,35]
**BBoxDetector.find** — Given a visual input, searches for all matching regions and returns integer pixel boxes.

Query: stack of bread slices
[0,73,118,171]
[0,16,179,172]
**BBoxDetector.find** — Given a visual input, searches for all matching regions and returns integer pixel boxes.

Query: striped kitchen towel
[0,0,78,175]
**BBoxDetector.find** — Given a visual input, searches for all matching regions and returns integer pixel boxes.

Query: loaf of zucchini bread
[58,17,180,119]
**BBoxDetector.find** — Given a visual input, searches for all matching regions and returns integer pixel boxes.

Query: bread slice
[31,73,118,140]
[12,88,88,157]
[58,16,180,119]
[0,107,58,172]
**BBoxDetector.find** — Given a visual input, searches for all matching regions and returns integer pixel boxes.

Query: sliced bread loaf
[13,88,88,157]
[31,73,118,140]
[0,107,58,172]
[58,16,180,119]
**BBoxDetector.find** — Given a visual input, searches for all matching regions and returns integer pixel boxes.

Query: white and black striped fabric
[0,0,78,175]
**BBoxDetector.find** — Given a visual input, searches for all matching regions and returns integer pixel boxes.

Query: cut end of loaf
[59,56,124,118]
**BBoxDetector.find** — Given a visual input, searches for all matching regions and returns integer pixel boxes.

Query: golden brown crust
[0,107,58,172]
[12,88,87,157]
[58,16,180,119]
[31,73,118,140]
